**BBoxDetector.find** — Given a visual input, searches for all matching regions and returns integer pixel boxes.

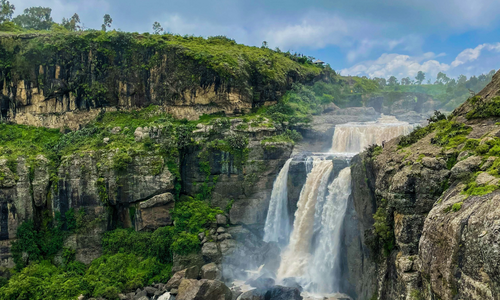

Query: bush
[112,150,133,171]
[399,125,433,147]
[466,96,500,119]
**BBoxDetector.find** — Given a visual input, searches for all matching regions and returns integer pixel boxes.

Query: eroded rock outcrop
[349,70,500,300]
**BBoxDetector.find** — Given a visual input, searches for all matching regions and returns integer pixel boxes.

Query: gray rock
[176,279,232,300]
[110,127,121,134]
[238,289,266,300]
[166,269,187,291]
[451,156,482,180]
[216,214,228,225]
[172,252,205,273]
[476,172,499,186]
[198,232,206,241]
[217,233,232,241]
[136,297,149,300]
[481,156,497,171]
[264,286,302,300]
[144,286,158,296]
[201,242,221,263]
[134,290,148,299]
[201,262,222,280]
[457,151,470,161]
[118,294,128,300]
[185,265,200,279]
[247,276,275,289]
[103,137,110,144]
[217,227,226,234]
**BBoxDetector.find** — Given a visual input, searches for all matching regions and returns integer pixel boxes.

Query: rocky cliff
[350,70,500,300]
[0,32,323,129]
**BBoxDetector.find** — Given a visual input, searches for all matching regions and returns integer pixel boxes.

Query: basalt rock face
[0,150,175,268]
[0,32,321,129]
[350,70,500,300]
[182,127,293,231]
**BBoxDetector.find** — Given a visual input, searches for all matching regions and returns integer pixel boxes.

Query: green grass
[466,96,500,119]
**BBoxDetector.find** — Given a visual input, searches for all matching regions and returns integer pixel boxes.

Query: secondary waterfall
[331,115,413,154]
[263,158,293,245]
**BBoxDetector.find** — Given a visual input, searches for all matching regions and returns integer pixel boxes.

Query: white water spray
[264,158,293,244]
[331,115,413,154]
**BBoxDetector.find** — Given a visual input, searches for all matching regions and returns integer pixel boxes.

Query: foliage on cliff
[0,195,222,300]
[0,30,323,111]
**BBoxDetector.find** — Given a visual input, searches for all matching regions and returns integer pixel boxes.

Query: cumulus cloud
[451,43,500,67]
[341,43,500,80]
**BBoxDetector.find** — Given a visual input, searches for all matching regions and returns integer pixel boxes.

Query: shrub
[466,96,500,119]
[452,202,463,212]
[112,150,133,171]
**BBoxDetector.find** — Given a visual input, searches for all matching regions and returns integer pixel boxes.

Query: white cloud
[341,43,500,80]
[340,52,450,79]
[451,43,500,67]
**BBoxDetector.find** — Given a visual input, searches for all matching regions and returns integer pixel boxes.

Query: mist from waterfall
[263,158,293,245]
[331,115,413,154]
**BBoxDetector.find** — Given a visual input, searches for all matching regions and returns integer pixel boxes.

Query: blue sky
[11,0,500,81]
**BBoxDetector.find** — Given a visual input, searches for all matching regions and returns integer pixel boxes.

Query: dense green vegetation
[465,96,500,119]
[0,195,222,299]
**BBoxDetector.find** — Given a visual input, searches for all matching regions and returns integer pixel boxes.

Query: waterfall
[331,115,413,153]
[277,159,333,279]
[263,158,293,245]
[307,167,352,293]
[261,115,411,296]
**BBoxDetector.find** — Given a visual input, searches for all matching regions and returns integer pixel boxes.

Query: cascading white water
[306,167,352,293]
[331,115,413,154]
[277,159,333,279]
[261,115,411,296]
[263,158,293,245]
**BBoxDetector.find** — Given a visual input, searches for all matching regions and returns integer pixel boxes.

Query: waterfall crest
[331,115,413,153]
[277,159,333,279]
[263,158,293,244]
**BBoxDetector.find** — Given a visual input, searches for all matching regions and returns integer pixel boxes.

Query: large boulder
[247,276,275,290]
[264,286,302,300]
[450,155,482,180]
[176,279,232,300]
[166,266,200,291]
[238,289,267,300]
[201,263,222,280]
[135,192,175,231]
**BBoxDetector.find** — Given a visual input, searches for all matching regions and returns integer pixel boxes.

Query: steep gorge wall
[349,70,500,300]
[0,32,322,129]
[0,120,292,270]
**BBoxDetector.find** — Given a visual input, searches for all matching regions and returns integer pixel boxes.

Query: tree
[388,76,399,86]
[373,77,386,88]
[436,72,450,84]
[261,41,268,48]
[401,77,411,85]
[415,71,425,84]
[12,6,53,30]
[101,14,112,31]
[152,21,163,34]
[61,13,81,31]
[457,74,467,85]
[0,0,14,24]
